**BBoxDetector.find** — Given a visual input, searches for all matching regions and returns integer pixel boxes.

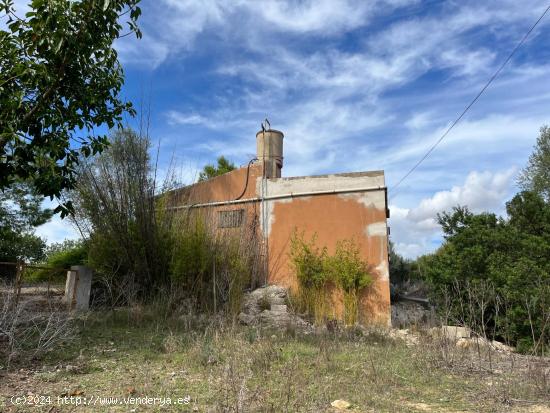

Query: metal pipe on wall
[167,186,387,210]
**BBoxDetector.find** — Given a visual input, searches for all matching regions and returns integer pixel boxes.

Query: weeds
[2,306,548,412]
[169,212,264,317]
[0,282,75,368]
[289,230,373,325]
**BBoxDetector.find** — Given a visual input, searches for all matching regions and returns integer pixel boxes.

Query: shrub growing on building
[290,231,329,323]
[290,232,328,289]
[70,128,261,313]
[70,128,173,304]
[290,231,373,325]
[325,239,372,325]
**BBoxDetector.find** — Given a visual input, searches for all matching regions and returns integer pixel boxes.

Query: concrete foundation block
[63,270,77,305]
[431,325,471,340]
[63,266,93,311]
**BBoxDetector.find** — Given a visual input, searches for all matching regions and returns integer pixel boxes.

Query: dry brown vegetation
[0,304,548,413]
[0,283,75,369]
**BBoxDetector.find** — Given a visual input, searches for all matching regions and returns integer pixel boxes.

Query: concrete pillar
[63,269,77,306]
[63,266,93,310]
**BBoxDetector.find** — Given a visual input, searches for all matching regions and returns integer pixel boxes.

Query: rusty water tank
[256,129,284,178]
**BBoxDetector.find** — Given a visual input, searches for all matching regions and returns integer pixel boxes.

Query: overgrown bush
[290,232,330,324]
[70,128,173,304]
[69,127,263,314]
[170,214,263,316]
[325,239,372,325]
[418,192,550,354]
[290,230,373,325]
[27,240,88,283]
[45,240,87,266]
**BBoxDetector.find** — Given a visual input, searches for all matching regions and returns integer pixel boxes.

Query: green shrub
[170,218,211,284]
[290,231,330,323]
[46,240,87,268]
[290,231,328,289]
[66,128,261,310]
[71,129,173,303]
[418,194,550,354]
[325,239,372,325]
[290,231,373,325]
[325,239,372,292]
[27,240,87,283]
[169,216,257,316]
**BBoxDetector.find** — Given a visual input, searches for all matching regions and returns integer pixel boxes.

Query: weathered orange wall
[264,192,390,325]
[170,167,391,325]
[167,165,262,243]
[169,164,262,205]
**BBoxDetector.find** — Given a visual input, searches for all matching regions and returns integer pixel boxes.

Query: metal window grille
[218,209,244,228]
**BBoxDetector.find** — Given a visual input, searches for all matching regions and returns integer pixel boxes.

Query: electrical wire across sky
[389,3,550,201]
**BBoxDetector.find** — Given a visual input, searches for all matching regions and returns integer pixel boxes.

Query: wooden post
[213,260,217,314]
[14,260,24,306]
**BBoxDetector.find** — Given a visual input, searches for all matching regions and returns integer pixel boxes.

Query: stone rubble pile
[238,285,312,332]
[238,286,516,354]
[429,325,515,352]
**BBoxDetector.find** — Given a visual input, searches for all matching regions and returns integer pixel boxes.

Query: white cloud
[166,111,210,126]
[115,0,424,69]
[440,48,497,77]
[156,0,549,177]
[389,168,517,258]
[244,0,375,34]
[242,0,424,34]
[408,169,516,221]
[35,215,81,245]
[115,36,170,69]
[380,114,547,187]
[405,111,435,130]
[112,0,549,256]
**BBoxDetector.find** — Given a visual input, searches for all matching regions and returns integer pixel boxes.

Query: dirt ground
[1,334,548,412]
[0,297,548,412]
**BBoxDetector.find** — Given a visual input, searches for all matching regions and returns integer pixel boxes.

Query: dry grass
[0,308,548,412]
[0,284,75,369]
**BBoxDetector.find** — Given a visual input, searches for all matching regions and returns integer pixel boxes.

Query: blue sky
[32,0,550,258]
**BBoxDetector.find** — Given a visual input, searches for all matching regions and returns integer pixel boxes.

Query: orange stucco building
[169,128,391,325]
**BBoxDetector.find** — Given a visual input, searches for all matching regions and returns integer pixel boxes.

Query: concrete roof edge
[166,164,256,196]
[279,170,384,181]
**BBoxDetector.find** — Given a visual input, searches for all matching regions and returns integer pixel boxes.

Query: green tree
[0,0,142,214]
[0,182,52,266]
[388,240,414,285]
[518,126,550,202]
[44,239,87,270]
[198,156,236,182]
[419,197,549,352]
[30,239,87,282]
[71,128,172,302]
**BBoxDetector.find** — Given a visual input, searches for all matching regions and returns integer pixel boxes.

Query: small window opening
[218,209,244,228]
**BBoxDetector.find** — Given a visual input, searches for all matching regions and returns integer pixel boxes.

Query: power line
[390,4,550,200]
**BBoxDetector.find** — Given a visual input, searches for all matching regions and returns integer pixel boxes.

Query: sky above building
[32,0,550,258]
